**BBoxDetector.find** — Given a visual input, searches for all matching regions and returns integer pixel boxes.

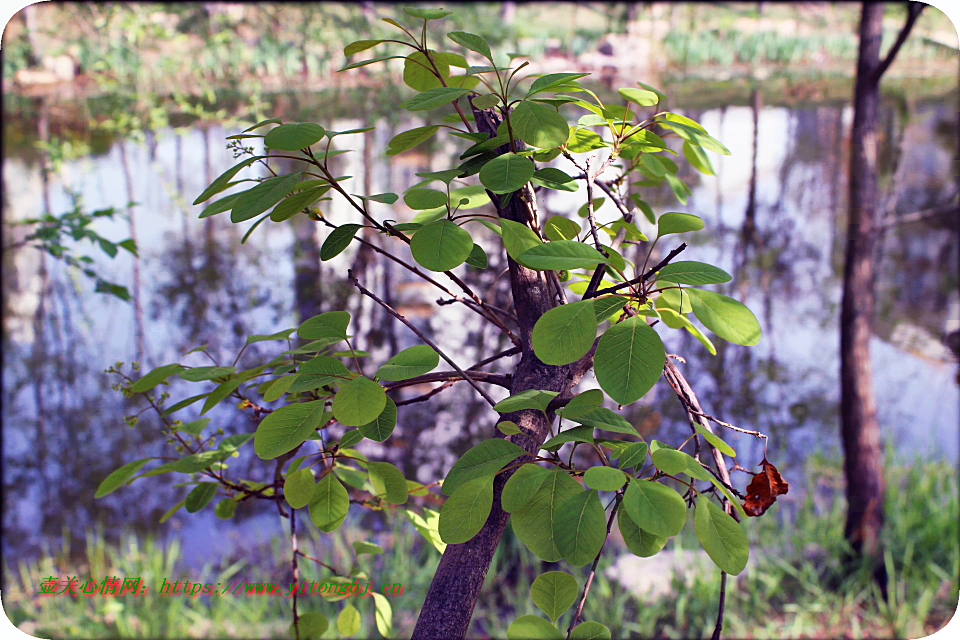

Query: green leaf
[696,424,736,457]
[593,296,628,323]
[557,389,603,419]
[527,72,590,96]
[577,198,605,218]
[376,345,440,381]
[494,389,558,413]
[284,468,316,509]
[185,482,218,513]
[656,280,692,314]
[656,261,731,285]
[242,118,282,133]
[403,50,448,91]
[554,489,606,565]
[532,168,579,193]
[404,507,446,553]
[333,377,386,427]
[566,128,607,153]
[439,476,494,544]
[321,224,363,261]
[367,461,408,504]
[344,40,385,57]
[309,472,349,531]
[359,397,397,442]
[683,141,715,175]
[410,219,474,272]
[507,616,563,640]
[479,153,535,194]
[178,366,235,382]
[442,438,526,496]
[617,441,648,469]
[512,470,582,561]
[583,467,626,491]
[128,363,186,393]
[466,243,488,269]
[541,426,594,451]
[353,540,383,555]
[270,186,328,222]
[193,156,263,205]
[571,407,637,435]
[696,498,749,574]
[264,123,325,151]
[199,192,242,218]
[404,87,471,111]
[337,604,362,637]
[448,31,492,59]
[255,401,328,459]
[502,463,551,512]
[594,317,665,405]
[518,241,608,271]
[500,219,542,259]
[657,212,703,238]
[618,510,667,557]
[287,356,350,393]
[658,116,731,155]
[471,94,499,109]
[338,429,364,449]
[570,621,612,640]
[404,188,447,210]
[544,216,581,241]
[650,440,690,475]
[199,378,243,415]
[95,458,154,498]
[218,433,253,454]
[371,591,393,638]
[232,173,301,222]
[622,480,687,537]
[688,289,761,346]
[215,498,237,520]
[402,6,452,19]
[294,612,328,640]
[339,54,402,72]
[531,571,578,622]
[617,87,659,106]
[246,328,295,345]
[497,420,522,435]
[179,418,210,437]
[531,301,597,366]
[387,126,441,155]
[511,101,570,149]
[299,310,350,339]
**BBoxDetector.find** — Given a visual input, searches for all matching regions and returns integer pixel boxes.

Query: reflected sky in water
[2,85,957,563]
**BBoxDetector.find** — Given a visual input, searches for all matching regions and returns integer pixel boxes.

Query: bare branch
[585,242,687,299]
[871,2,925,82]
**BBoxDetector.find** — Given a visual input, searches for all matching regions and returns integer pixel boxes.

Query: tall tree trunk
[841,1,923,566]
[411,104,594,640]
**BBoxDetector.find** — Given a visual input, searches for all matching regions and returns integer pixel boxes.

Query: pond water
[2,80,957,565]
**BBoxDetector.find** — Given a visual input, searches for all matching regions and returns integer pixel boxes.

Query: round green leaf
[502,463,551,512]
[337,604,362,637]
[293,612,329,640]
[656,261,732,285]
[554,489,606,566]
[284,468,316,509]
[298,311,350,339]
[558,389,603,419]
[493,389,559,414]
[333,377,387,427]
[512,471,582,561]
[287,356,350,393]
[439,476,494,544]
[309,472,349,531]
[338,429,364,449]
[544,216,581,241]
[442,438,526,496]
[518,240,608,271]
[650,441,690,475]
[657,212,704,238]
[695,498,749,575]
[358,396,397,442]
[532,168,579,193]
[321,224,362,261]
[255,400,328,460]
[403,51,449,91]
[531,300,598,365]
[617,510,666,557]
[376,344,440,381]
[688,288,762,346]
[215,498,237,520]
[512,101,570,149]
[531,571,578,622]
[500,219,542,259]
[466,243,488,269]
[507,616,563,640]
[622,480,687,538]
[402,7,452,19]
[264,123,325,151]
[583,466,626,491]
[618,87,659,106]
[497,420,522,435]
[404,188,448,210]
[617,441,648,469]
[479,153,535,194]
[185,482,218,513]
[410,219,474,271]
[367,461,408,505]
[594,317,665,405]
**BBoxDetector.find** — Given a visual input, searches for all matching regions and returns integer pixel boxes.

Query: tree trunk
[411,105,594,640]
[841,1,886,563]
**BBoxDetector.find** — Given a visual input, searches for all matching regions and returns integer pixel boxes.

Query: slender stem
[586,243,687,299]
[712,571,728,640]
[565,493,623,639]
[290,509,300,640]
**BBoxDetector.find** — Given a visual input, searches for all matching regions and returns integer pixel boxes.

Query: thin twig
[383,370,511,390]
[712,571,727,640]
[586,242,687,299]
[348,270,497,406]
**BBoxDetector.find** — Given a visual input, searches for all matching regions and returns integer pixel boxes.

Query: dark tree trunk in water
[841,1,923,568]
[411,104,594,640]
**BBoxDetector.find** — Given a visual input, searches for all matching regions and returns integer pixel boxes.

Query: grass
[4,458,957,639]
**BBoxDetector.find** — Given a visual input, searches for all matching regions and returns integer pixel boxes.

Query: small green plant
[99,7,780,639]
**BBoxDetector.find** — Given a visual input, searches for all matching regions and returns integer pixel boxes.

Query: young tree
[99,8,785,638]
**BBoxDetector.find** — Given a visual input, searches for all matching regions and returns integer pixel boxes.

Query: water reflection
[2,85,957,562]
